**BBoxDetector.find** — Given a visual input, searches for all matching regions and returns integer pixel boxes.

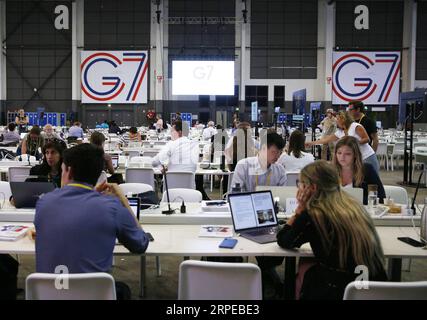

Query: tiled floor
[15,166,427,300]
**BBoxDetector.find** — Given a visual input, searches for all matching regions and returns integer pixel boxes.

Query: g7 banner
[332,51,400,105]
[81,51,148,104]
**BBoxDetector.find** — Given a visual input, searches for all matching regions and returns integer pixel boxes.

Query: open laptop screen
[127,197,140,220]
[111,154,119,169]
[228,191,277,232]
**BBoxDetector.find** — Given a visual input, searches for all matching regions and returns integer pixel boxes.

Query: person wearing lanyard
[348,100,379,152]
[33,143,149,300]
[231,131,287,193]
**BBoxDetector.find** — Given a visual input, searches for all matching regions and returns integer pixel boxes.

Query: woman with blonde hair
[333,136,385,205]
[277,160,387,299]
[306,111,380,173]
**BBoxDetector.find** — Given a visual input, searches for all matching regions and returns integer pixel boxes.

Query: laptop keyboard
[246,227,276,236]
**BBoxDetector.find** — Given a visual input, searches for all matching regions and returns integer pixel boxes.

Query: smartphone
[219,238,238,249]
[397,237,425,247]
[146,232,155,242]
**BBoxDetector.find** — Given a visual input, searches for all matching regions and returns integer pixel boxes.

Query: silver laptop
[228,190,279,244]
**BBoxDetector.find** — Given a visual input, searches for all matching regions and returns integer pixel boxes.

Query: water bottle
[405,198,414,216]
[367,184,378,210]
[231,183,242,194]
[421,198,427,244]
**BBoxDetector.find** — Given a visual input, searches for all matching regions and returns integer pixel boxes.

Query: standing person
[155,114,164,132]
[34,143,149,299]
[306,111,380,174]
[348,100,379,152]
[332,136,385,205]
[319,108,337,160]
[277,161,387,299]
[15,109,29,134]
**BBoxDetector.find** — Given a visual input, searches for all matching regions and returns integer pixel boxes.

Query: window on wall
[250,0,318,79]
[84,0,151,50]
[245,86,268,108]
[335,1,403,50]
[168,0,235,78]
[416,2,427,80]
[6,1,72,108]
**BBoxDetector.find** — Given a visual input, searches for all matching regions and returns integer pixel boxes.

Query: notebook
[128,197,140,220]
[10,181,56,208]
[228,190,279,244]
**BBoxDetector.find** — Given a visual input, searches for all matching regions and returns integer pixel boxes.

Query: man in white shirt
[152,120,199,173]
[202,121,217,141]
[231,131,287,192]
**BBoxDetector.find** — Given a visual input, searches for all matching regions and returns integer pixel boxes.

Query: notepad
[199,225,233,238]
[0,225,29,241]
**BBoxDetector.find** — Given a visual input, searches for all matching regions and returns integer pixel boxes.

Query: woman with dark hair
[29,141,66,187]
[278,129,314,172]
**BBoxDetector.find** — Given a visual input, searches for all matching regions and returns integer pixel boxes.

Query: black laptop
[127,197,140,220]
[10,181,56,208]
[228,190,279,244]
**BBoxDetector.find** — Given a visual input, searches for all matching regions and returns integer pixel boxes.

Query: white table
[0,223,426,299]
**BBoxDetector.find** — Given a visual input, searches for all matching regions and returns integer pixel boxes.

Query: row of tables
[0,202,425,299]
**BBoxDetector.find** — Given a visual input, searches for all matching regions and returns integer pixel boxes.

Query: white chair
[383,185,408,204]
[26,272,116,300]
[8,166,31,182]
[161,188,202,203]
[164,171,195,190]
[0,181,12,200]
[376,142,389,170]
[342,187,364,204]
[125,168,155,190]
[285,171,299,186]
[225,172,234,197]
[414,147,427,186]
[343,281,427,300]
[178,260,262,300]
[391,142,404,169]
[119,183,153,195]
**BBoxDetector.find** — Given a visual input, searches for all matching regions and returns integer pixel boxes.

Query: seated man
[34,143,149,299]
[231,131,287,192]
[0,123,20,146]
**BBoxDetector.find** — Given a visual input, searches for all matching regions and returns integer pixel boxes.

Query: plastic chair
[129,156,153,165]
[125,168,155,190]
[178,260,262,300]
[164,171,195,190]
[8,166,31,182]
[119,183,153,196]
[343,281,427,300]
[285,171,299,186]
[376,142,388,170]
[0,181,12,200]
[383,185,408,205]
[26,272,116,300]
[161,188,202,203]
[142,150,159,158]
[342,187,364,204]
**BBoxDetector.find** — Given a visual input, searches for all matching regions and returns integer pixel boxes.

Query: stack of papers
[199,225,233,238]
[0,225,29,241]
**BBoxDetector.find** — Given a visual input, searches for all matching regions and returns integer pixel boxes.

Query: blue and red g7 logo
[81,51,148,104]
[332,51,400,105]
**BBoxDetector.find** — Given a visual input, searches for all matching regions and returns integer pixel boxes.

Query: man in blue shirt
[67,121,84,139]
[34,143,149,298]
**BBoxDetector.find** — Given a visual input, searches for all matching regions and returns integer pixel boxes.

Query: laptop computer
[10,181,56,208]
[228,190,279,244]
[127,197,140,220]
